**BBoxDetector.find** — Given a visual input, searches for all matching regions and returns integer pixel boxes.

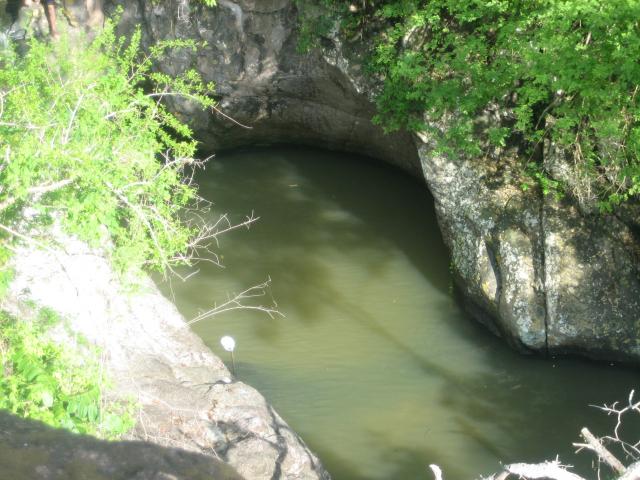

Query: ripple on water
[156,147,640,480]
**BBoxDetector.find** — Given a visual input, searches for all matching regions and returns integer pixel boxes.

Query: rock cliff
[3,1,640,477]
[4,232,330,480]
[100,0,640,363]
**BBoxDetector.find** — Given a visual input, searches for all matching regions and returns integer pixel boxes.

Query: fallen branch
[573,427,626,475]
[484,461,587,480]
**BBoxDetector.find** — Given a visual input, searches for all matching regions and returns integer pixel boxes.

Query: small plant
[0,308,134,438]
[294,0,339,53]
[522,163,564,201]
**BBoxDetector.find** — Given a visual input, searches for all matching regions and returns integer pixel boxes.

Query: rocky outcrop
[416,131,640,361]
[99,0,640,363]
[105,0,421,176]
[3,232,329,480]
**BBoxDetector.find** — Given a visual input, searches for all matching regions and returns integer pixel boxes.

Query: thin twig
[187,278,284,325]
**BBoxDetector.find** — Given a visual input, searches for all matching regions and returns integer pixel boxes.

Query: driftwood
[431,393,640,480]
[479,460,640,480]
[573,427,626,475]
[482,461,587,480]
[477,426,640,480]
[430,459,640,480]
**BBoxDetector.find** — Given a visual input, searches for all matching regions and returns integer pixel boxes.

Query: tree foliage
[0,12,230,437]
[300,0,640,209]
[0,20,216,273]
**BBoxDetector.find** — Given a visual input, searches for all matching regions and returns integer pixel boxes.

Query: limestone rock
[100,0,640,361]
[4,233,330,480]
[105,0,421,176]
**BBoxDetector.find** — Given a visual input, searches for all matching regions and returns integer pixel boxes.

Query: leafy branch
[0,20,222,274]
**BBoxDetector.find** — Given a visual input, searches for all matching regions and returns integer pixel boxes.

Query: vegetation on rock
[0,308,134,437]
[0,20,215,274]
[0,16,217,435]
[298,0,640,210]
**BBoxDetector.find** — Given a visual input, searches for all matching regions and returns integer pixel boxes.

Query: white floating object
[429,465,443,480]
[220,335,236,352]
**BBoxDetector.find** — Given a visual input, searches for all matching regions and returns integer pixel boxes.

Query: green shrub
[299,0,640,209]
[0,308,134,437]
[0,14,218,438]
[0,19,215,273]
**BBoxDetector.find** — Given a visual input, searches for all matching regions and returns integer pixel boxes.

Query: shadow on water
[157,146,640,480]
[191,147,449,314]
[440,352,640,476]
[311,440,442,480]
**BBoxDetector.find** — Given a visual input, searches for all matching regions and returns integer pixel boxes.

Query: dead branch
[186,278,284,325]
[468,392,640,480]
[146,92,253,129]
[484,461,588,480]
[594,390,640,459]
[573,427,626,475]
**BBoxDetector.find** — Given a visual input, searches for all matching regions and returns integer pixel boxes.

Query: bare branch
[573,427,626,475]
[146,92,253,129]
[187,278,284,325]
[0,222,54,253]
[62,87,92,144]
[591,390,640,460]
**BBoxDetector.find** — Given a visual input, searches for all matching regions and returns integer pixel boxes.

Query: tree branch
[186,278,284,325]
[0,178,75,212]
[573,427,626,475]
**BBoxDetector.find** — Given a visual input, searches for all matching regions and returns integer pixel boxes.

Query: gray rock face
[104,0,421,176]
[542,198,640,359]
[415,134,549,353]
[97,0,640,361]
[4,234,330,480]
[416,128,640,361]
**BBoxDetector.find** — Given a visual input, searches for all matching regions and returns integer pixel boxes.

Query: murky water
[157,147,639,480]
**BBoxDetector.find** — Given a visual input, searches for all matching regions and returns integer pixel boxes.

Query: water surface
[157,147,638,479]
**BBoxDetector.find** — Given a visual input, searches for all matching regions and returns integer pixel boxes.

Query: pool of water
[156,147,639,479]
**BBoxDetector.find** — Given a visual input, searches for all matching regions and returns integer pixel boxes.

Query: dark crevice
[539,192,550,357]
[266,407,288,480]
[484,239,502,307]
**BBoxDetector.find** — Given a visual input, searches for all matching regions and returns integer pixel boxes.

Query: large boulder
[3,233,329,480]
[415,129,640,361]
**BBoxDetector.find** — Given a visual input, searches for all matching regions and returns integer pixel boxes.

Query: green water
[157,147,639,479]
